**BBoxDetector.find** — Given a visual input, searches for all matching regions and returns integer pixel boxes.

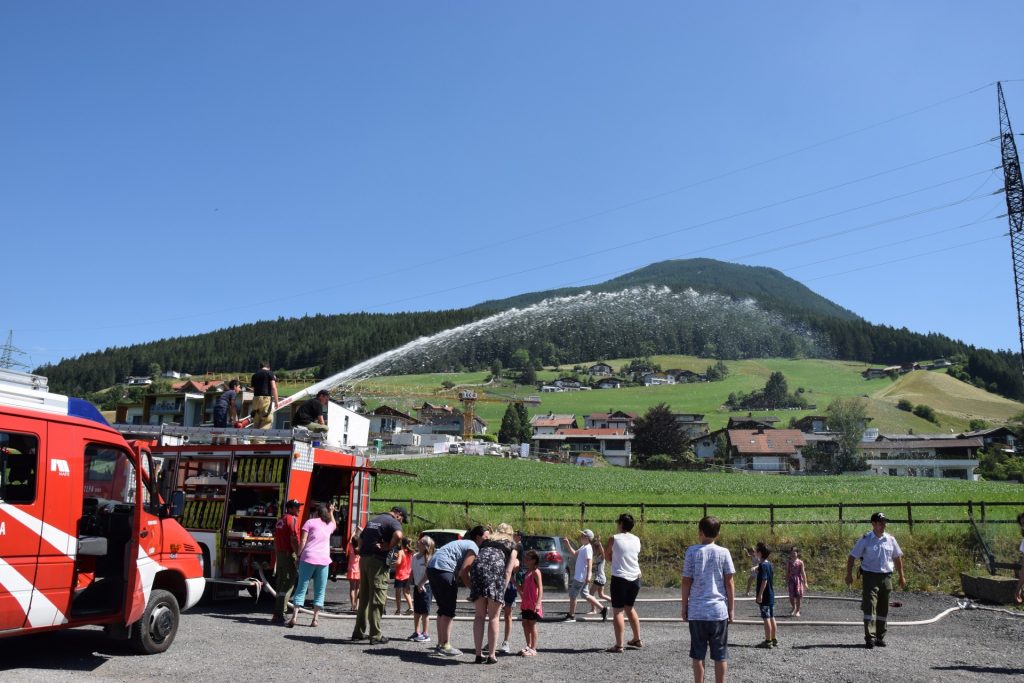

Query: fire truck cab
[0,370,204,654]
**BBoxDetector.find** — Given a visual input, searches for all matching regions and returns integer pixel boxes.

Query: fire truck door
[0,418,45,631]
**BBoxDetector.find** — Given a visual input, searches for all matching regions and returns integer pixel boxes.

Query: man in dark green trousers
[271,499,303,624]
[845,512,907,648]
[351,506,406,644]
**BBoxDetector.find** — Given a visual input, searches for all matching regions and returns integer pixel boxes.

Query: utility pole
[997,82,1024,374]
[0,330,29,371]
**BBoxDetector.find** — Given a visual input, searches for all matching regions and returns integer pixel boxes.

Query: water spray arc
[997,82,1024,374]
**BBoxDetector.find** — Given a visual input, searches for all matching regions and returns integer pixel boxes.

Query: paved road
[2,584,1022,682]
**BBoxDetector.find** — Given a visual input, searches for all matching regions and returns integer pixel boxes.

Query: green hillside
[356,355,1023,433]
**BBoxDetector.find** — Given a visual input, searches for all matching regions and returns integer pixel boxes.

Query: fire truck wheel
[130,589,180,654]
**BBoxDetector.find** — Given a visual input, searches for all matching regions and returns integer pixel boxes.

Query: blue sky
[2,2,1024,369]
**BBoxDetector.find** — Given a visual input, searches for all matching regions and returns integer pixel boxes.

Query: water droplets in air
[326,286,826,385]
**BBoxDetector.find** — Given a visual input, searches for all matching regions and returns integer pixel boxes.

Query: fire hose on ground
[254,567,1022,625]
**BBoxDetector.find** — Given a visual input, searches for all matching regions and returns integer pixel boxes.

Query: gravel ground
[2,583,1022,682]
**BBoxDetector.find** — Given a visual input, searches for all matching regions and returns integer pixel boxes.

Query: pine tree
[514,402,532,443]
[498,404,522,444]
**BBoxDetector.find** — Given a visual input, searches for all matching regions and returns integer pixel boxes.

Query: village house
[588,363,614,376]
[693,428,727,460]
[530,413,578,434]
[675,413,710,440]
[595,377,625,389]
[553,377,583,389]
[584,411,637,431]
[532,427,633,467]
[959,426,1017,452]
[414,402,487,437]
[858,436,982,479]
[641,372,675,386]
[792,415,829,433]
[727,428,807,473]
[124,375,153,386]
[367,405,421,442]
[727,415,780,430]
[672,369,708,383]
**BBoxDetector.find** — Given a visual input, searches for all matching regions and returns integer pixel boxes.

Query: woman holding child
[469,522,519,664]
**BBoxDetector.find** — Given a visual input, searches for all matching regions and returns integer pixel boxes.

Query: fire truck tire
[130,589,180,654]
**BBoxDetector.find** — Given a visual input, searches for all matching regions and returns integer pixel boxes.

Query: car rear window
[524,537,556,552]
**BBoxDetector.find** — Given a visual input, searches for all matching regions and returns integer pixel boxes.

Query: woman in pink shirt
[288,501,336,627]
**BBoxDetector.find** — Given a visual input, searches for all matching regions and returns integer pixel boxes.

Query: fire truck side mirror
[164,490,185,519]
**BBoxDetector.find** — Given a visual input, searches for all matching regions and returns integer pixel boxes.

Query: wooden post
[980,501,986,523]
[703,503,708,518]
[967,501,973,519]
[464,501,470,516]
[409,499,415,521]
[906,501,913,533]
[770,504,775,533]
[640,503,646,525]
[580,502,587,525]
[521,501,527,527]
[839,502,843,524]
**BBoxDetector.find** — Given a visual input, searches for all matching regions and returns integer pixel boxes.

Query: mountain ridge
[33,258,1022,400]
[475,258,860,321]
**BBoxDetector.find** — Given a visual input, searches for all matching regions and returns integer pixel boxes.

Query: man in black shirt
[294,390,329,433]
[250,361,279,429]
[352,506,407,644]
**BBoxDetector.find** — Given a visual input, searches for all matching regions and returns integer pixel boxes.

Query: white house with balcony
[858,437,982,480]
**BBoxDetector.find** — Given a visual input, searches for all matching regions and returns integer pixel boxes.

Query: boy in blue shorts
[681,516,735,683]
[754,541,777,648]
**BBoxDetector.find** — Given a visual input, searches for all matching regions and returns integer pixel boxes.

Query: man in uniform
[352,506,407,645]
[250,361,279,429]
[845,512,907,648]
[271,499,303,624]
[293,390,329,433]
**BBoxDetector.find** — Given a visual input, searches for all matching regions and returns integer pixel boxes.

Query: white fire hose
[255,568,1020,625]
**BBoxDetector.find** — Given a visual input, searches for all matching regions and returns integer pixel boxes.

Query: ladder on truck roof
[0,368,71,416]
[114,422,323,446]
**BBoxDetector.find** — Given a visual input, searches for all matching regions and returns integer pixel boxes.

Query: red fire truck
[0,370,204,653]
[115,422,378,599]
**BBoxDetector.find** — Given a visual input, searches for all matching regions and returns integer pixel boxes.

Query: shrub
[896,399,914,412]
[912,404,939,424]
[638,454,677,470]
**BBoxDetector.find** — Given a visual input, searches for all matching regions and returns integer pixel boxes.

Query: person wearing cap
[564,529,607,621]
[845,512,907,648]
[271,499,303,624]
[352,506,406,644]
[293,390,330,433]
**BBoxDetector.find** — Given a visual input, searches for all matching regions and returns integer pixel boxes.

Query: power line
[782,206,1004,273]
[800,232,1007,283]
[358,169,999,310]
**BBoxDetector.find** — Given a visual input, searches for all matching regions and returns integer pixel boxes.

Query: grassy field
[374,456,1024,591]
[354,355,1022,433]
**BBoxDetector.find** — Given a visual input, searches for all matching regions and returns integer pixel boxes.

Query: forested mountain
[475,258,859,321]
[35,259,1024,400]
